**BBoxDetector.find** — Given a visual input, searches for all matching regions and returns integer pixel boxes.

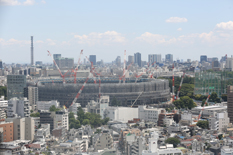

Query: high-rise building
[7,75,26,100]
[226,57,233,71]
[148,54,161,66]
[28,86,38,110]
[7,98,31,118]
[227,86,233,123]
[53,54,61,60]
[134,52,141,67]
[0,59,2,69]
[165,54,173,64]
[115,56,121,67]
[128,55,134,65]
[31,36,34,66]
[53,54,73,69]
[200,55,207,62]
[89,55,96,66]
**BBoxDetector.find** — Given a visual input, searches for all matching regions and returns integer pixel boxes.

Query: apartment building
[55,110,69,130]
[7,97,30,118]
[0,119,13,142]
[28,86,38,110]
[37,100,60,111]
[138,106,164,123]
[87,96,109,118]
[209,111,229,132]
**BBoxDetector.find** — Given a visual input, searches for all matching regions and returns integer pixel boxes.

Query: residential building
[226,57,233,71]
[32,117,40,128]
[34,124,50,140]
[37,100,60,111]
[104,107,138,122]
[158,110,176,126]
[40,111,56,132]
[52,126,66,138]
[200,55,207,62]
[87,96,109,118]
[128,55,134,65]
[7,97,30,118]
[28,86,38,110]
[89,55,96,66]
[5,117,35,141]
[0,119,13,142]
[54,110,69,130]
[92,129,114,151]
[0,127,3,143]
[228,86,233,123]
[69,102,81,114]
[138,106,164,123]
[209,111,229,131]
[142,131,183,155]
[221,146,233,155]
[125,133,146,155]
[165,54,173,64]
[134,52,142,67]
[7,75,26,100]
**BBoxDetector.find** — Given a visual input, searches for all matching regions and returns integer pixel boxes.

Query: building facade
[37,100,60,111]
[200,55,207,62]
[228,86,233,123]
[89,55,96,66]
[0,120,13,142]
[134,52,142,67]
[165,54,173,64]
[28,86,38,110]
[7,98,30,118]
[7,75,26,100]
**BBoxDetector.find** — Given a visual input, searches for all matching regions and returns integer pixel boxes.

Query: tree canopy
[30,112,40,117]
[173,96,196,109]
[0,86,7,99]
[196,120,209,129]
[165,137,180,148]
[49,105,60,112]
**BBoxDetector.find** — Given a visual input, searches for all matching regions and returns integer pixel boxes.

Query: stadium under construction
[37,77,170,107]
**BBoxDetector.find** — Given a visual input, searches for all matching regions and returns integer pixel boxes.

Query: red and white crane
[72,50,83,84]
[198,94,211,120]
[85,56,97,84]
[176,72,185,100]
[119,62,133,83]
[47,50,68,84]
[135,61,156,83]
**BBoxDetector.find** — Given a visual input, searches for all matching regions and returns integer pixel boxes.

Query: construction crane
[172,64,175,102]
[198,94,211,120]
[119,62,133,83]
[47,50,68,84]
[85,56,97,84]
[71,74,91,106]
[131,91,144,107]
[176,72,185,100]
[72,50,83,84]
[135,61,156,83]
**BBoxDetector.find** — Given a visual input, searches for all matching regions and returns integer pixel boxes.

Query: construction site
[32,50,171,107]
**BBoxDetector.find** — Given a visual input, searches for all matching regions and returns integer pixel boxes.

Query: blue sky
[0,0,233,63]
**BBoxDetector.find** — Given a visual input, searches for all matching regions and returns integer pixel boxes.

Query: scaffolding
[194,71,227,97]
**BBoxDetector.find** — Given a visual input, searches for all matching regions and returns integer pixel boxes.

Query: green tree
[218,134,223,140]
[69,112,75,119]
[77,107,85,124]
[49,105,60,112]
[82,119,90,125]
[30,112,40,117]
[221,94,227,101]
[210,92,218,102]
[0,86,7,99]
[165,137,180,148]
[196,120,209,129]
[111,96,121,106]
[173,96,196,109]
[201,99,206,107]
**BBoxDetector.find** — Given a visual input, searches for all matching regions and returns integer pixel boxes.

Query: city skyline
[0,0,233,63]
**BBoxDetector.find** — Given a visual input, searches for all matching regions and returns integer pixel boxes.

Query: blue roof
[178,135,185,139]
[66,140,73,143]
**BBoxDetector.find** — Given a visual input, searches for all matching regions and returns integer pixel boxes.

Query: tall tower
[31,36,34,66]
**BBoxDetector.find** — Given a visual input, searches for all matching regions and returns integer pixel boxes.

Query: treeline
[69,107,109,129]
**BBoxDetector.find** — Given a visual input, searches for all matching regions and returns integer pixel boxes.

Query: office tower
[0,59,2,69]
[212,57,218,62]
[31,36,34,66]
[7,98,30,118]
[89,55,96,65]
[53,54,74,69]
[148,54,161,66]
[128,55,134,65]
[228,86,233,123]
[200,55,207,62]
[7,75,26,100]
[187,59,191,63]
[115,56,121,67]
[165,54,173,64]
[28,86,38,110]
[226,57,233,71]
[134,52,142,67]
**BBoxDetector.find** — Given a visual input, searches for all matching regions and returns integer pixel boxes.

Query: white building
[28,86,38,110]
[163,117,175,127]
[226,57,233,71]
[138,106,164,122]
[69,103,81,114]
[54,109,69,130]
[104,107,138,122]
[37,100,60,111]
[86,96,109,118]
[209,111,229,131]
[7,97,31,118]
[191,104,227,117]
[221,146,233,155]
[142,131,183,155]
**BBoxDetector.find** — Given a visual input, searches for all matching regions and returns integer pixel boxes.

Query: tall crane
[119,62,133,83]
[85,56,97,84]
[72,50,83,84]
[135,61,156,83]
[198,95,211,120]
[176,72,185,100]
[131,91,144,107]
[47,50,67,84]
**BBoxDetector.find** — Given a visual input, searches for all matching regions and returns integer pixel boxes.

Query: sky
[0,0,233,63]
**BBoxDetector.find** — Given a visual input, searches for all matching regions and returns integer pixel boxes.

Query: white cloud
[0,0,21,5]
[136,32,166,44]
[46,39,56,45]
[41,0,46,4]
[23,0,35,5]
[166,17,188,23]
[74,31,126,45]
[177,28,182,31]
[216,21,233,30]
[0,0,35,5]
[0,38,30,45]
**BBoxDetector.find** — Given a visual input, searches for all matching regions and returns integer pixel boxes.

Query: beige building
[6,117,34,141]
[28,86,38,110]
